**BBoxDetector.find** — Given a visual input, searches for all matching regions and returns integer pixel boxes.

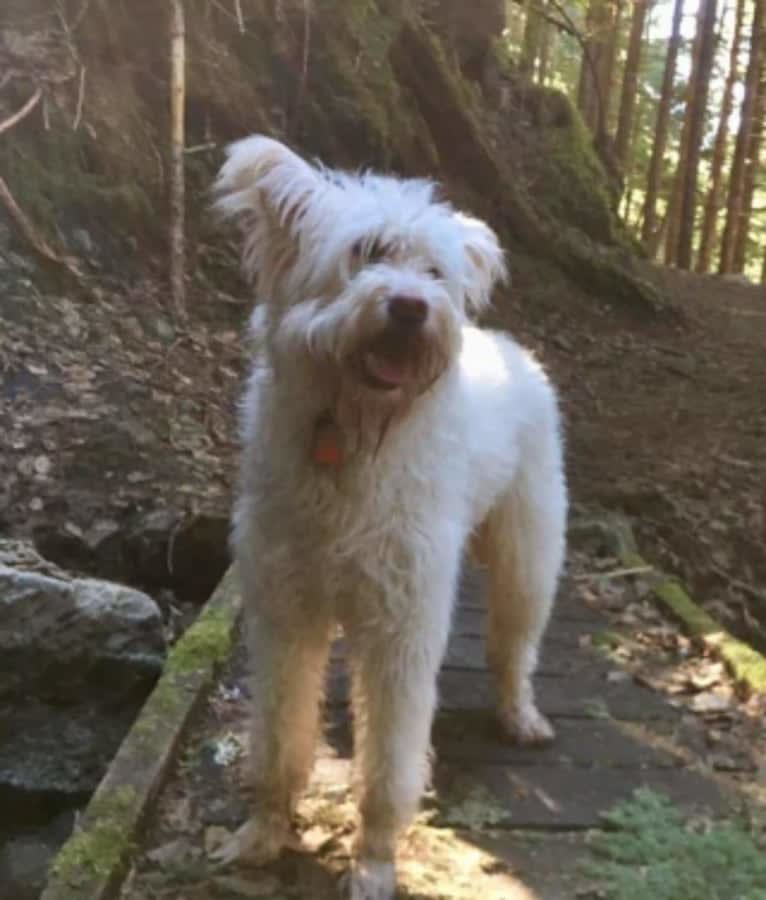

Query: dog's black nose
[388,295,428,326]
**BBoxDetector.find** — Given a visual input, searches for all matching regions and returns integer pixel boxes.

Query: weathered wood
[41,568,240,900]
[430,761,726,829]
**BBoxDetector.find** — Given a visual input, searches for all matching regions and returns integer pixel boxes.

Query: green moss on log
[166,604,234,676]
[603,516,766,693]
[49,787,137,885]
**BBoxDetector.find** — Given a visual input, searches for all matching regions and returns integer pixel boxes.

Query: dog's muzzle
[355,294,430,392]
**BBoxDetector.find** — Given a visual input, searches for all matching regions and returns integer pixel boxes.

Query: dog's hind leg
[483,435,567,745]
[215,608,331,866]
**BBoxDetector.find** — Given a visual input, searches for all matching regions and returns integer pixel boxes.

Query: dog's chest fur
[235,328,541,627]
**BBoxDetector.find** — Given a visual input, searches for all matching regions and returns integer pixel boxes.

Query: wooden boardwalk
[119,564,731,900]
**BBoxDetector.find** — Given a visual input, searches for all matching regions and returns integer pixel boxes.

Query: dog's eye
[428,266,443,280]
[351,238,389,266]
[368,239,388,263]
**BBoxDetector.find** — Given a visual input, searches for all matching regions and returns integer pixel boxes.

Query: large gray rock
[0,699,135,801]
[0,551,165,702]
[0,542,165,897]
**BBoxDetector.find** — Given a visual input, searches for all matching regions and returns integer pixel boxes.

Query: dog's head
[214,136,506,403]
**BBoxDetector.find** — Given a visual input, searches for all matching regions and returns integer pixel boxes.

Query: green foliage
[584,790,766,900]
[50,786,137,884]
[532,90,622,245]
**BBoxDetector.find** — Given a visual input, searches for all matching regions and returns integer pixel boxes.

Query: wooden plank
[430,762,727,829]
[431,711,682,768]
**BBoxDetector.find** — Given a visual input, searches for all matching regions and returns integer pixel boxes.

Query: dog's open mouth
[361,349,412,391]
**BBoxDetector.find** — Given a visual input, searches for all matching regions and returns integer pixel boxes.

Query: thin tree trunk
[602,0,623,131]
[641,0,685,252]
[663,12,705,266]
[615,0,650,165]
[170,0,187,323]
[719,0,764,273]
[675,0,719,269]
[732,51,766,270]
[623,90,646,226]
[578,0,622,135]
[508,0,527,49]
[538,9,554,83]
[520,0,543,76]
[697,0,745,272]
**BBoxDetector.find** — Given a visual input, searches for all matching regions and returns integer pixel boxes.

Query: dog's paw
[210,816,286,867]
[498,703,555,746]
[345,859,397,900]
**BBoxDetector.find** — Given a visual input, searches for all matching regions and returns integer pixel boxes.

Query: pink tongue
[365,351,409,386]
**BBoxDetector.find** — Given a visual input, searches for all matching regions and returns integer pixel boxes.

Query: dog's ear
[213,136,320,285]
[455,213,508,315]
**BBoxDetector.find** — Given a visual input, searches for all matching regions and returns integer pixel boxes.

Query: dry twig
[574,565,654,582]
[0,176,82,278]
[233,0,245,32]
[0,87,42,136]
[0,86,83,277]
[72,65,86,130]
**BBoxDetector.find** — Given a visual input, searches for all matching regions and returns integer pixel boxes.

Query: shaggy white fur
[213,136,568,900]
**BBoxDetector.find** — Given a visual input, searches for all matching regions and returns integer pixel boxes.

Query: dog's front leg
[215,608,331,866]
[346,612,449,900]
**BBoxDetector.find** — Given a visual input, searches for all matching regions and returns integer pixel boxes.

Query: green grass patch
[584,789,766,900]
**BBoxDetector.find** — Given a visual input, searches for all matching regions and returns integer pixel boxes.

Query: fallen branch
[0,175,83,278]
[575,565,654,581]
[72,65,86,130]
[0,87,42,136]
[169,0,188,323]
[233,0,245,32]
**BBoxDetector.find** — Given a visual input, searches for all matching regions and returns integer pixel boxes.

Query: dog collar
[312,413,344,466]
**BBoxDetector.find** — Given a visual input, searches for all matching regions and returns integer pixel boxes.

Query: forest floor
[118,537,766,900]
[3,241,766,898]
[1,249,764,647]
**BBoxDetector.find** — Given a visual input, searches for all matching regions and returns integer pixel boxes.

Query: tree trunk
[641,0,685,252]
[732,51,765,271]
[578,0,622,136]
[537,11,554,84]
[170,0,187,323]
[390,18,664,313]
[508,0,527,49]
[663,10,706,266]
[719,0,764,273]
[520,0,544,76]
[697,0,745,272]
[615,0,650,166]
[675,0,719,269]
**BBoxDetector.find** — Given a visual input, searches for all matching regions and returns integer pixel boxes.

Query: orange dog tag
[312,418,343,466]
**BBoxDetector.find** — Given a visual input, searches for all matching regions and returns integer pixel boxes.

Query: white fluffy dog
[213,136,567,899]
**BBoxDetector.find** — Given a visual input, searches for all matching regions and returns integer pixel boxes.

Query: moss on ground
[584,789,766,900]
[49,786,137,885]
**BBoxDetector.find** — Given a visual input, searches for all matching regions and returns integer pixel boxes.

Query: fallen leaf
[146,837,196,867]
[212,874,282,897]
[204,825,233,854]
[690,692,732,715]
[301,823,335,853]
